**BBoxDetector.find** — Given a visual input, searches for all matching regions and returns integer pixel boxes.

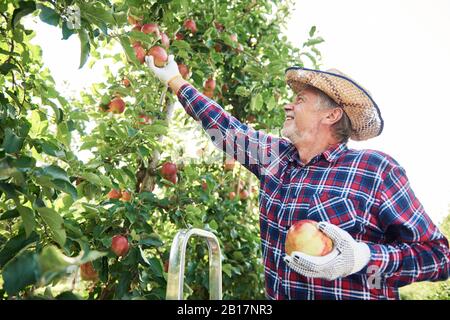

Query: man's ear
[323,107,343,125]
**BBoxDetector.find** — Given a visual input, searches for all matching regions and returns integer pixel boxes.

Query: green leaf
[250,93,263,111]
[0,182,19,200]
[119,36,140,66]
[36,207,66,247]
[12,1,36,28]
[38,4,60,26]
[0,62,18,75]
[0,231,39,268]
[139,237,163,248]
[39,140,65,158]
[2,128,25,153]
[38,245,75,274]
[78,29,90,69]
[309,25,316,37]
[0,209,20,220]
[3,251,40,295]
[40,165,68,182]
[79,2,115,25]
[147,257,163,278]
[61,21,76,40]
[303,37,325,47]
[116,271,133,298]
[11,155,36,169]
[52,179,78,199]
[17,206,36,238]
[80,172,103,186]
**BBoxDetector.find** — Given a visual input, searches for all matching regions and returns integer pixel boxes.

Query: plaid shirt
[177,84,450,300]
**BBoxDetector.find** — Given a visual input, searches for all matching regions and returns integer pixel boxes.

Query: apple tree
[0,0,323,299]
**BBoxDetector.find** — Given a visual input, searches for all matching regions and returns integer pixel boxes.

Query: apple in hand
[285,220,333,256]
[111,235,129,257]
[148,46,168,67]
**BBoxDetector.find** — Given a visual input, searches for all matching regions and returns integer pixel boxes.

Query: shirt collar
[287,142,348,166]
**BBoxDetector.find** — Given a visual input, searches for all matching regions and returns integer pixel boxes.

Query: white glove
[145,54,181,86]
[283,222,371,281]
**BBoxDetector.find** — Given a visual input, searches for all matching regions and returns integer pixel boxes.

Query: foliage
[0,0,322,299]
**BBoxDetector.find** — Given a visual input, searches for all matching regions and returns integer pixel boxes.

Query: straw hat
[285,66,383,141]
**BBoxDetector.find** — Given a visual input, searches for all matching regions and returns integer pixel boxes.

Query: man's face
[281,87,324,144]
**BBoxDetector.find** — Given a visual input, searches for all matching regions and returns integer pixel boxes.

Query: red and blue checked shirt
[177,84,450,300]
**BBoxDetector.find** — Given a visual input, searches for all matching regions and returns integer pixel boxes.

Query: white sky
[286,0,450,223]
[24,0,450,223]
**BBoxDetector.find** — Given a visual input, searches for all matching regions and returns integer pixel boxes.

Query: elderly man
[147,55,450,300]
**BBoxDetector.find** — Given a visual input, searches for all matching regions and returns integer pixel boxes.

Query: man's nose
[284,103,294,111]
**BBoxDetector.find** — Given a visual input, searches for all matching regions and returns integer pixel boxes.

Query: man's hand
[283,222,371,281]
[145,54,182,87]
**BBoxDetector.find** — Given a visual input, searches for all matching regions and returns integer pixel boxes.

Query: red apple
[214,43,223,53]
[133,44,146,64]
[80,262,98,282]
[175,32,184,40]
[203,89,214,98]
[138,114,152,125]
[108,189,122,199]
[167,173,178,185]
[228,191,236,200]
[148,46,168,67]
[123,78,130,87]
[204,78,216,91]
[183,19,197,33]
[108,97,125,114]
[239,189,249,200]
[221,83,229,93]
[201,180,208,191]
[224,158,235,171]
[246,114,256,123]
[132,24,142,32]
[285,220,334,256]
[160,32,170,48]
[121,190,131,202]
[214,21,224,32]
[178,63,190,79]
[141,23,160,37]
[111,235,129,257]
[230,33,238,43]
[164,260,169,273]
[161,162,177,178]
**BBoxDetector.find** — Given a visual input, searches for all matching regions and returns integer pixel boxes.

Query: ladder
[165,228,222,300]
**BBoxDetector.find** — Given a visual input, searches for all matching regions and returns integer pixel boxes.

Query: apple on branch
[108,189,122,199]
[141,23,160,37]
[111,235,130,257]
[108,97,125,114]
[80,262,99,282]
[183,19,197,34]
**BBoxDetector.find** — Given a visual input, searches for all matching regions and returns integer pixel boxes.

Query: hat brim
[285,66,384,141]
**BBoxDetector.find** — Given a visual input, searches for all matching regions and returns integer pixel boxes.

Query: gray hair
[304,85,353,143]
